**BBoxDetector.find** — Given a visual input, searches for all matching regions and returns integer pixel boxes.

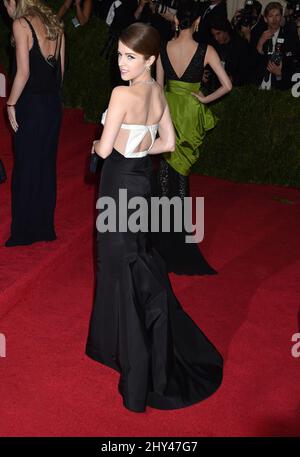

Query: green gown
[163,79,217,176]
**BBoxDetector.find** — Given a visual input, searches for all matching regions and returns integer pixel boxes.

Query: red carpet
[0,94,299,436]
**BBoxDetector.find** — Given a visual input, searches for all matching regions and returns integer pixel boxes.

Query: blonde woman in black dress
[4,0,64,246]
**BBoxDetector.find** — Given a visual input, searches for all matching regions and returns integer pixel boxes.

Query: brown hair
[119,22,160,60]
[264,2,283,17]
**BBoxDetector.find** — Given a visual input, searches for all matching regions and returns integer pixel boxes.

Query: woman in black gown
[154,1,232,275]
[4,0,65,247]
[86,22,223,413]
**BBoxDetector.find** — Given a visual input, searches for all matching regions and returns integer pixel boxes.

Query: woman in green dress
[155,0,232,275]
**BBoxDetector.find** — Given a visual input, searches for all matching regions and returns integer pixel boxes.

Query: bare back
[25,15,61,59]
[165,38,199,80]
[113,82,166,156]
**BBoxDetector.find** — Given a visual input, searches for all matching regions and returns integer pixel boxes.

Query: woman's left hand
[7,106,19,132]
[191,91,207,104]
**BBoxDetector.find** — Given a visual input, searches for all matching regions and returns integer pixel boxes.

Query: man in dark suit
[194,0,228,44]
[255,2,300,90]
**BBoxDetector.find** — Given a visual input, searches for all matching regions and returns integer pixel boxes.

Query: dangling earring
[195,24,199,32]
[145,65,150,72]
[175,25,179,32]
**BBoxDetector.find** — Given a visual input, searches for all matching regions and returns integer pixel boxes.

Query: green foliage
[58,12,112,121]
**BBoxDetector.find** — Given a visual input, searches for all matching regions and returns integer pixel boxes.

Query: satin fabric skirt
[163,80,217,177]
[85,149,223,412]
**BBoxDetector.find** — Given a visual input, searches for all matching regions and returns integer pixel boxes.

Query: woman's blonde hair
[12,0,63,40]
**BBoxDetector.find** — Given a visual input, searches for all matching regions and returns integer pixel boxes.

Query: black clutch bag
[90,112,104,173]
[0,159,7,184]
[89,153,101,174]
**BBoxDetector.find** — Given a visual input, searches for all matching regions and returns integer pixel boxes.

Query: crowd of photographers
[68,0,300,92]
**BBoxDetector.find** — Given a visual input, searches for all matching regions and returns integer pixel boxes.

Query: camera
[151,0,178,16]
[269,38,284,65]
[263,38,284,82]
[232,0,257,30]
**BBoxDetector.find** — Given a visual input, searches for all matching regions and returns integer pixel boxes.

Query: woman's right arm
[148,100,175,155]
[7,19,30,106]
[6,19,30,132]
[92,86,127,159]
[60,33,65,81]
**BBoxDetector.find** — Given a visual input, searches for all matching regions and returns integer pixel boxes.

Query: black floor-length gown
[151,42,217,275]
[86,120,223,411]
[5,17,62,247]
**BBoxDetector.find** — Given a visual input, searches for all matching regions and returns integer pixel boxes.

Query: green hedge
[1,2,299,187]
[193,85,300,187]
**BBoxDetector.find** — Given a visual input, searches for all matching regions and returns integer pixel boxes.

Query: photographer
[284,1,300,39]
[135,0,177,41]
[208,18,255,87]
[255,2,300,90]
[232,0,267,48]
[58,0,93,25]
[106,0,176,43]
